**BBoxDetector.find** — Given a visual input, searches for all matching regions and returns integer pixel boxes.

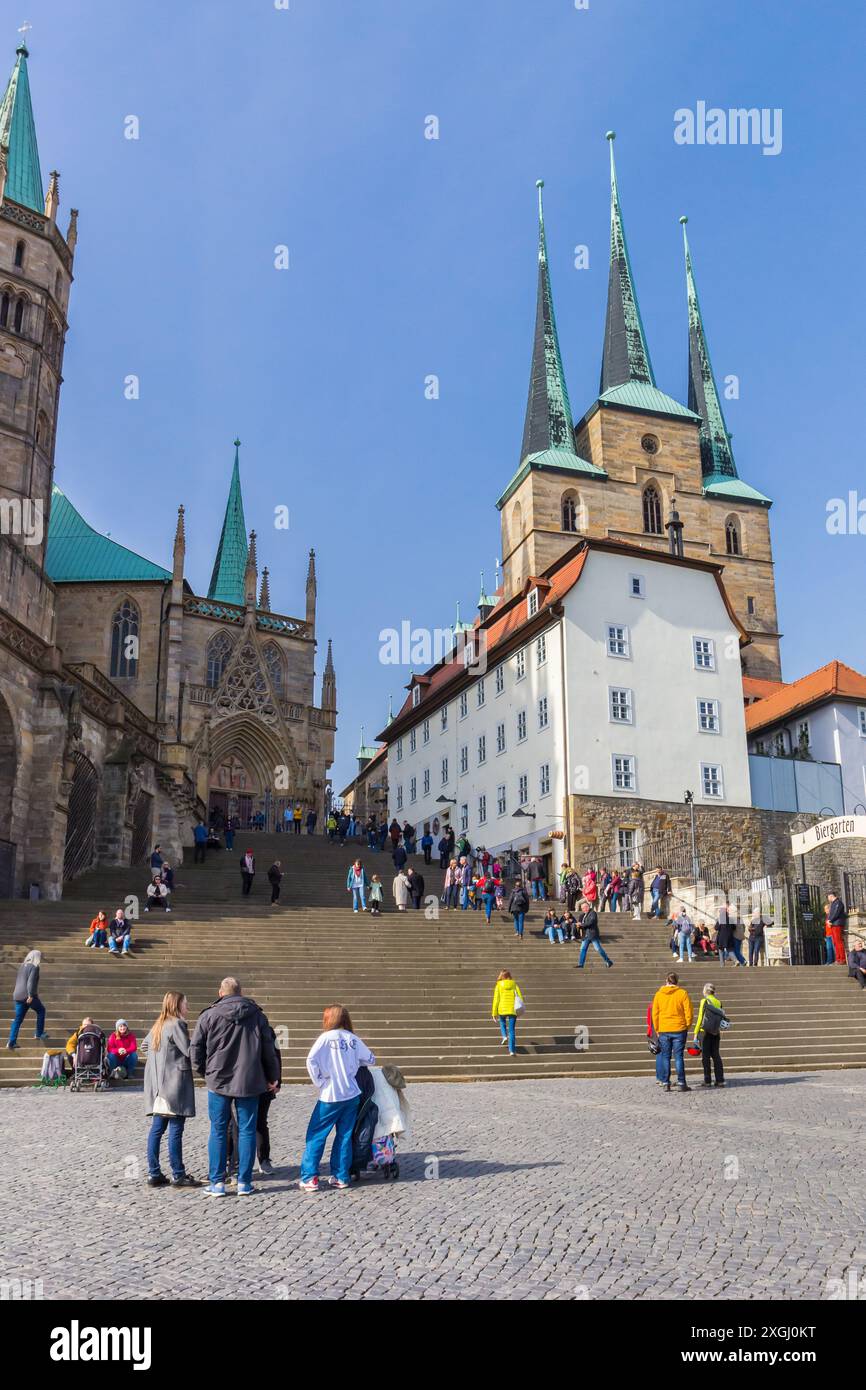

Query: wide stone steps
[2,832,864,1085]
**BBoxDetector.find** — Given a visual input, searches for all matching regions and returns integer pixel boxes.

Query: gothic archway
[63,752,99,880]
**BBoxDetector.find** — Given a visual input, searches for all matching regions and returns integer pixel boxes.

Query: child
[86,911,109,949]
[369,874,384,917]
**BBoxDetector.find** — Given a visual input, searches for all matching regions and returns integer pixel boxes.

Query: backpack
[512,888,529,913]
[701,1001,726,1036]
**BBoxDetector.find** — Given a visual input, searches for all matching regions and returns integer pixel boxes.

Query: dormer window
[412,686,421,708]
[527,588,539,618]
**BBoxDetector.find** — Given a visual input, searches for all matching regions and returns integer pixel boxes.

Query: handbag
[152,1094,176,1116]
[513,994,525,1014]
[646,1032,661,1056]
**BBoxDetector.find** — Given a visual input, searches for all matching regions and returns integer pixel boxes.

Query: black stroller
[349,1066,400,1182]
[69,1024,109,1092]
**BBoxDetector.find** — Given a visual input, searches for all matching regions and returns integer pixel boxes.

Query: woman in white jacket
[299,1004,375,1193]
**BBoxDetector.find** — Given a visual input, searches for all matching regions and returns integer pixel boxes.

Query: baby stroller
[349,1065,405,1182]
[69,1024,109,1092]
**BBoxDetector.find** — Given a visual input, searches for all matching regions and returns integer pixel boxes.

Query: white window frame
[527,589,539,618]
[497,783,507,817]
[515,648,526,681]
[459,691,468,720]
[441,757,449,785]
[396,785,403,810]
[478,794,487,825]
[396,738,403,763]
[859,707,866,737]
[409,729,416,754]
[476,678,486,708]
[518,773,529,807]
[537,696,549,730]
[697,698,720,734]
[459,744,468,776]
[611,754,636,793]
[460,803,468,832]
[517,710,527,743]
[441,705,448,732]
[422,719,430,744]
[412,685,421,708]
[477,734,486,765]
[539,762,550,797]
[495,664,505,696]
[496,721,506,754]
[606,623,631,659]
[701,762,725,799]
[609,686,633,725]
[423,768,430,796]
[536,633,547,666]
[693,637,716,671]
[629,574,645,599]
[617,828,636,871]
[409,776,417,803]
[796,718,811,749]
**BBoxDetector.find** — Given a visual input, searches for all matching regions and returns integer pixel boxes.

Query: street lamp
[436,796,457,804]
[684,790,699,880]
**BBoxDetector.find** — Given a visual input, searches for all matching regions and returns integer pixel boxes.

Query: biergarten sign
[790,815,866,857]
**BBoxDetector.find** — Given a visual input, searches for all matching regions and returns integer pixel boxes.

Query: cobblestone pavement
[1,1072,864,1301]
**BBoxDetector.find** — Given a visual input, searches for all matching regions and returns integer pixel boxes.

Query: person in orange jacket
[86,911,109,949]
[651,972,694,1093]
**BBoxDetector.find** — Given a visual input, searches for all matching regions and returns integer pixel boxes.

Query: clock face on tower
[641,433,660,456]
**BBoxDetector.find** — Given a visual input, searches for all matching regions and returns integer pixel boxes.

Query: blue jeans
[300,1095,361,1183]
[461,885,470,909]
[656,1030,687,1085]
[579,937,612,967]
[109,933,131,953]
[545,925,564,943]
[498,1014,516,1053]
[650,890,661,917]
[482,893,495,922]
[9,998,46,1044]
[513,912,525,937]
[351,886,366,910]
[532,880,546,900]
[147,1114,187,1178]
[824,935,835,964]
[207,1091,259,1187]
[107,1049,137,1077]
[677,931,693,961]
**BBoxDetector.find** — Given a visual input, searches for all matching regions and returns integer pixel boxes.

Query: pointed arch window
[206,631,234,688]
[725,515,742,556]
[561,490,581,533]
[13,240,25,269]
[0,292,10,328]
[13,297,25,333]
[642,483,663,535]
[109,599,140,679]
[263,642,285,694]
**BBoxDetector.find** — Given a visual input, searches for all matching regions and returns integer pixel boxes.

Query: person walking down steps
[240,849,256,897]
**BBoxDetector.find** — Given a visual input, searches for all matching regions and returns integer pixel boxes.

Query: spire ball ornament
[679,215,688,225]
[605,130,615,141]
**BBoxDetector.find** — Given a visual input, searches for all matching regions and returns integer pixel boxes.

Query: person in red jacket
[825,892,847,964]
[107,1019,138,1078]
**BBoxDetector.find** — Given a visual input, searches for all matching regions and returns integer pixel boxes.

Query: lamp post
[684,790,698,880]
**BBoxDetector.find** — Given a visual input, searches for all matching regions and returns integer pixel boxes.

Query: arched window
[0,292,10,328]
[13,240,25,269]
[54,270,62,303]
[109,599,140,679]
[642,483,663,535]
[35,411,49,449]
[725,515,741,556]
[561,490,580,533]
[510,501,523,549]
[263,642,284,694]
[206,631,234,688]
[13,297,25,333]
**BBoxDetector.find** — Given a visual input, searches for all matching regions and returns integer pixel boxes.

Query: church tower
[497,136,782,679]
[0,38,77,634]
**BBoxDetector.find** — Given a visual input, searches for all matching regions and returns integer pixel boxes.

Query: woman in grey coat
[143,991,200,1188]
[7,949,47,1048]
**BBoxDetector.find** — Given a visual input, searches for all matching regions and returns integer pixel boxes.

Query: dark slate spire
[600,133,655,394]
[519,180,577,465]
[681,216,737,481]
[259,566,271,612]
[207,439,248,606]
[0,39,44,213]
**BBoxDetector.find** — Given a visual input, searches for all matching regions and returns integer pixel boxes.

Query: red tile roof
[744,660,866,734]
[742,674,787,704]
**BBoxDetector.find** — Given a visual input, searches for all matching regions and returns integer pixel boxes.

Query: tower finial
[16,21,31,56]
[600,132,655,395]
[259,565,271,612]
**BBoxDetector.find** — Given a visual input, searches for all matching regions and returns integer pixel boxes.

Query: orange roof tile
[744,660,866,734]
[742,674,787,703]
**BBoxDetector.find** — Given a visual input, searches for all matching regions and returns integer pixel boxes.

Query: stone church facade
[0,43,336,899]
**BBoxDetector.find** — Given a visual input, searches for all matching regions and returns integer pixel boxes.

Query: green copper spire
[207,439,249,606]
[0,41,44,213]
[519,180,577,465]
[681,216,736,480]
[600,133,654,394]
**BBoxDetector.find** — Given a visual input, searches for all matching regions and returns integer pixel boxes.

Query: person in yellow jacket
[492,970,524,1056]
[650,972,693,1092]
[694,984,728,1089]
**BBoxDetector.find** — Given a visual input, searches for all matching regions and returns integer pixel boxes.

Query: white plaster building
[379,537,752,878]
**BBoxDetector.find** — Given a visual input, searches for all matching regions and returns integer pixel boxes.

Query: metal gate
[130,791,153,867]
[63,752,99,880]
[789,882,826,965]
[843,871,866,911]
[0,839,15,898]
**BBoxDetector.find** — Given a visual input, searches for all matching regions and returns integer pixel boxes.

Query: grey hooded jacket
[13,961,40,1003]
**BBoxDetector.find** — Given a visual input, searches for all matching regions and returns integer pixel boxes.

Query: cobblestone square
[1,1071,863,1301]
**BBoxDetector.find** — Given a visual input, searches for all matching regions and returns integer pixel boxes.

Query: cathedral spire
[259,565,271,612]
[681,216,736,482]
[207,439,248,606]
[0,39,44,213]
[305,547,317,628]
[322,639,337,712]
[519,180,577,466]
[600,133,655,394]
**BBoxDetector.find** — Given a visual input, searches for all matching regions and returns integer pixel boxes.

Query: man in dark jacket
[239,849,255,896]
[577,902,613,969]
[407,867,425,909]
[191,977,279,1197]
[438,834,450,869]
[847,942,866,989]
[392,842,407,872]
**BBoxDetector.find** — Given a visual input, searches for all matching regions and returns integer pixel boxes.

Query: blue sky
[20,0,866,792]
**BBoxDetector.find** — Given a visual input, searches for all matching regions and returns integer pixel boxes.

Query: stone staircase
[1,832,865,1086]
